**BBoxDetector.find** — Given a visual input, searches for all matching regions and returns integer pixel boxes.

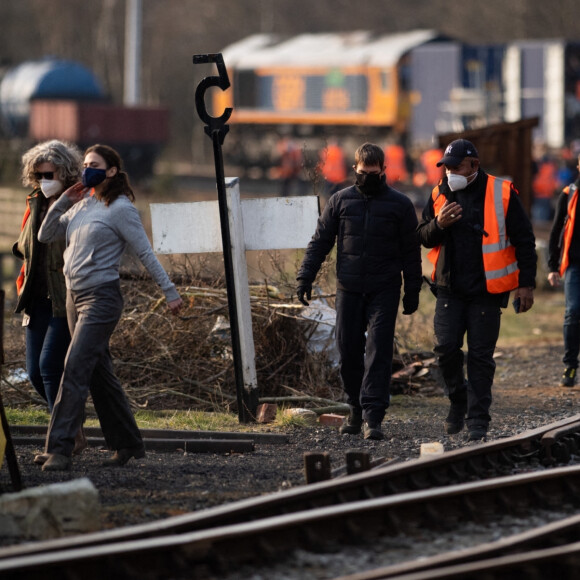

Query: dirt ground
[1,342,578,547]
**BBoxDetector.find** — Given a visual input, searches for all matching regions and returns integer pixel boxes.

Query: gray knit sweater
[38,192,179,302]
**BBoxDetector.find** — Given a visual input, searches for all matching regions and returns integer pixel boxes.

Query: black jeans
[335,287,400,425]
[433,292,502,428]
[46,280,143,457]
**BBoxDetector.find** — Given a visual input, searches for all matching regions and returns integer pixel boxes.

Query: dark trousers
[25,297,70,411]
[433,293,502,428]
[335,287,400,425]
[563,264,580,369]
[45,281,143,457]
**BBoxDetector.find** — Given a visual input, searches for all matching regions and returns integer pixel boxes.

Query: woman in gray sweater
[37,144,182,471]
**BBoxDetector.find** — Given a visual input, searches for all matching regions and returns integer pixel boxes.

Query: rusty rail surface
[1,413,580,565]
[1,465,580,579]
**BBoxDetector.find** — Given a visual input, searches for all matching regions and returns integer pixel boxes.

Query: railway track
[1,414,580,578]
[337,512,580,579]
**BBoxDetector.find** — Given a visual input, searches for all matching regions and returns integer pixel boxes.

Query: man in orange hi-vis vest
[547,153,580,387]
[384,143,409,185]
[417,139,537,442]
[319,141,347,198]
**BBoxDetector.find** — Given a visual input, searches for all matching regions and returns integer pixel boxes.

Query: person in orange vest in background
[319,139,347,198]
[547,152,580,387]
[532,152,560,221]
[412,147,445,206]
[421,147,444,186]
[274,137,304,197]
[417,139,536,442]
[384,142,409,186]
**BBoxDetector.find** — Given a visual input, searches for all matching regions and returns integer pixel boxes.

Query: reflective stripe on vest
[560,183,578,276]
[426,176,519,293]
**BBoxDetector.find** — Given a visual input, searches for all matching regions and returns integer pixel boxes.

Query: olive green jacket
[12,190,67,318]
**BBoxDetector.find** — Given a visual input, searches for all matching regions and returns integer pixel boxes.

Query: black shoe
[102,445,146,467]
[468,425,487,441]
[363,422,384,441]
[445,399,467,435]
[339,408,363,435]
[561,367,577,387]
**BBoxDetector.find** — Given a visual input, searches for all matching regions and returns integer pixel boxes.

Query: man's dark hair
[355,142,385,168]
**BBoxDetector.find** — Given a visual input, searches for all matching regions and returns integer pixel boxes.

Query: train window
[381,71,392,91]
[235,71,257,108]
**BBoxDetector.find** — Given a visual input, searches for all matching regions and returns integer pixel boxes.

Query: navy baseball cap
[437,139,479,167]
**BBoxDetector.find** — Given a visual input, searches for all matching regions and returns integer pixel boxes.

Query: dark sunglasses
[33,171,55,180]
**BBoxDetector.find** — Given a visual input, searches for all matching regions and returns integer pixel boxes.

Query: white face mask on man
[447,170,478,192]
[39,178,64,198]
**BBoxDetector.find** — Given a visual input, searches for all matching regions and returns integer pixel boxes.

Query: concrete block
[283,408,318,425]
[420,442,445,459]
[0,477,100,541]
[318,413,345,427]
[256,403,277,423]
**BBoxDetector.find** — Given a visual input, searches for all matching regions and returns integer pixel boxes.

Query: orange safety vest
[422,148,444,186]
[384,144,409,184]
[559,183,578,276]
[15,203,31,295]
[427,176,520,294]
[320,144,347,184]
[533,161,558,199]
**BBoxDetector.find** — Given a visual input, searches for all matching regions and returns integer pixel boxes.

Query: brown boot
[42,453,72,471]
[73,426,87,456]
[33,453,49,465]
[102,445,145,467]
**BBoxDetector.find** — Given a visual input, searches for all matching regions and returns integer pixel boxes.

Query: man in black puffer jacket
[297,142,422,440]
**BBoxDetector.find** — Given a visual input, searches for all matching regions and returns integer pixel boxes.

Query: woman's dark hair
[84,144,135,206]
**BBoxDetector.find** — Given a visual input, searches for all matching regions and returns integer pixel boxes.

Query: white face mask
[447,170,477,192]
[39,179,64,198]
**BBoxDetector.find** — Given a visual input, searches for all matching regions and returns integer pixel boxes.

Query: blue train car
[409,42,505,146]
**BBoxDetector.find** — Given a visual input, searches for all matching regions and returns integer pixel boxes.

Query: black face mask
[355,172,384,195]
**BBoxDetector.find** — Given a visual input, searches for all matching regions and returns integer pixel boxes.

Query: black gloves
[297,280,312,306]
[402,293,419,315]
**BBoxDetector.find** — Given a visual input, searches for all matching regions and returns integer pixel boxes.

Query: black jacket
[548,178,580,272]
[297,181,422,296]
[417,170,537,302]
[12,190,67,317]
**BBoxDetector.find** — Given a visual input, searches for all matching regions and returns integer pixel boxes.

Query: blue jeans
[563,264,580,369]
[25,297,70,411]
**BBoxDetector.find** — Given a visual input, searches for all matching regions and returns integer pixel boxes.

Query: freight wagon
[0,57,168,178]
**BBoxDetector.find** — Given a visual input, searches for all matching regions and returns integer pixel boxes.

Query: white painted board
[151,195,319,254]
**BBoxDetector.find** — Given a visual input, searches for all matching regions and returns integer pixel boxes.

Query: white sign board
[150,183,319,254]
[149,177,320,409]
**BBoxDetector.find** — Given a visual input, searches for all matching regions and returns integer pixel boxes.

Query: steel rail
[1,413,580,563]
[9,425,289,444]
[1,466,580,579]
[335,512,580,579]
[342,541,580,580]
